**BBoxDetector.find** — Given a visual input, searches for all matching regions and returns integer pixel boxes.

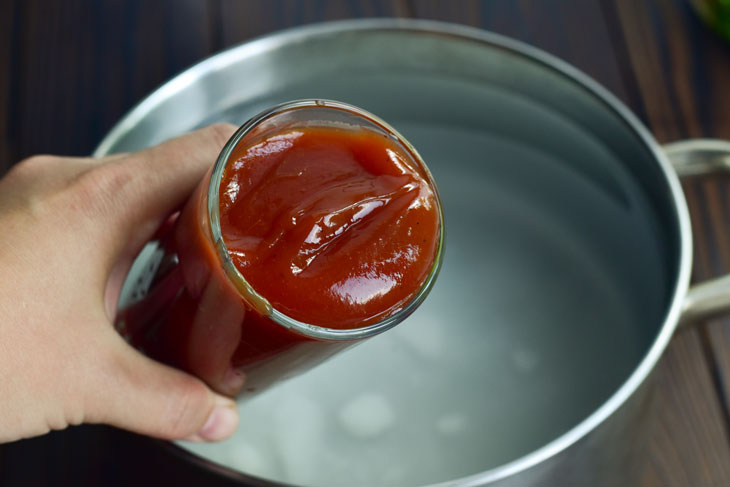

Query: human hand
[0,124,240,443]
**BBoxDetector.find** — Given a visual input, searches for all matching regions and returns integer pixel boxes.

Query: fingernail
[222,367,246,395]
[184,396,239,442]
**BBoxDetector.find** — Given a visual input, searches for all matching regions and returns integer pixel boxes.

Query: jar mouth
[207,99,444,341]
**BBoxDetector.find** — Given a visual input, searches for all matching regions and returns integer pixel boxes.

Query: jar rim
[207,99,444,341]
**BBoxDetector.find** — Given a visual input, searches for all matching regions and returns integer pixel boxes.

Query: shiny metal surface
[664,139,730,177]
[664,139,730,328]
[100,19,697,487]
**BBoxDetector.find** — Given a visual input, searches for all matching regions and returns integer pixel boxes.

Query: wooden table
[2,1,730,485]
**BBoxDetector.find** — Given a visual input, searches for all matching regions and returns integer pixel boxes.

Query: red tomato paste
[219,126,440,329]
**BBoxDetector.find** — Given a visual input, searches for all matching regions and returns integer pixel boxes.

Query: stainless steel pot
[97,19,730,487]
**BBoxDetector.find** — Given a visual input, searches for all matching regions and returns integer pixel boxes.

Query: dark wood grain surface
[2,0,730,485]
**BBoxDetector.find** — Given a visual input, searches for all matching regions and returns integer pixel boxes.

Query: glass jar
[116,100,444,398]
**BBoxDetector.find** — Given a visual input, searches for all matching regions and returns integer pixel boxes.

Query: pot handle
[663,139,730,329]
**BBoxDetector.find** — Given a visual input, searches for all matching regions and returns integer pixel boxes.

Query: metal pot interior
[106,21,682,487]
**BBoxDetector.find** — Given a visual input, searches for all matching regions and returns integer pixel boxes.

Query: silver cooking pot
[97,19,730,487]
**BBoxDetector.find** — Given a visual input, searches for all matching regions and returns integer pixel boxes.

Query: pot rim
[95,18,693,487]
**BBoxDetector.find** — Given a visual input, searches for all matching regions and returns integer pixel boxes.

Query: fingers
[87,338,239,441]
[108,123,236,248]
[69,124,234,259]
[68,124,240,439]
[123,122,236,221]
[75,123,236,303]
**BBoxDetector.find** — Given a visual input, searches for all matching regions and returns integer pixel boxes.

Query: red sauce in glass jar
[117,102,442,397]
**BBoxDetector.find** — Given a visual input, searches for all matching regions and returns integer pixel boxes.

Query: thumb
[89,339,239,442]
[90,123,238,269]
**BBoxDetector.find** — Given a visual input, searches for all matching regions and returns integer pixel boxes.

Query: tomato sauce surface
[219,126,440,329]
